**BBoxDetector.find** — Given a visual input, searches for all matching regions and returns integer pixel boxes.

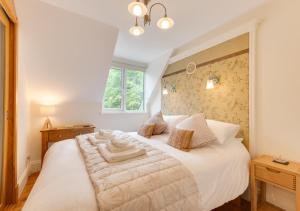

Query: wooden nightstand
[251,155,300,211]
[40,125,95,163]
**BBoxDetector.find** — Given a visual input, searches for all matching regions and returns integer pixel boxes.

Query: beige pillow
[137,124,155,138]
[146,111,168,135]
[176,113,216,148]
[167,128,194,151]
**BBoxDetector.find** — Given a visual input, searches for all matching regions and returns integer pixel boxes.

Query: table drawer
[255,165,296,190]
[48,131,74,142]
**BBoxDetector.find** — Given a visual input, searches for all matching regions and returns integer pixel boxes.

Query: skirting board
[17,160,41,197]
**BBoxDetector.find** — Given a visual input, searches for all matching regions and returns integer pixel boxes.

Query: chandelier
[128,0,175,36]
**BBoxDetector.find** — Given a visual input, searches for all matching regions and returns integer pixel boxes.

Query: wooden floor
[4,172,39,211]
[3,172,282,211]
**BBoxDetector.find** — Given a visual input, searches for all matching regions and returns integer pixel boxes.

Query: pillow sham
[206,119,240,144]
[146,111,168,135]
[163,115,189,133]
[176,113,216,148]
[167,128,194,151]
[137,124,155,138]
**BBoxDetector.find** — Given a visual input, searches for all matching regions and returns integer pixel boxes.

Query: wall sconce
[163,85,168,95]
[162,83,176,95]
[206,72,219,90]
[40,105,55,129]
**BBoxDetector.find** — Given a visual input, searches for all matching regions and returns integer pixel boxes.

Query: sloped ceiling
[16,0,118,103]
[40,0,269,63]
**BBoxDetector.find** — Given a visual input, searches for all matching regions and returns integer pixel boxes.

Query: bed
[23,132,250,211]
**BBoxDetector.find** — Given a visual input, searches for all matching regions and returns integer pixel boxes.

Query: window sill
[101,111,148,115]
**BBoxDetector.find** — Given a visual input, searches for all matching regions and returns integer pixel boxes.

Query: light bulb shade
[206,80,215,90]
[128,1,148,17]
[163,88,168,95]
[129,25,144,36]
[157,16,174,30]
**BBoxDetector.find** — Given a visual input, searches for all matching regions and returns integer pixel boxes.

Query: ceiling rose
[128,0,174,36]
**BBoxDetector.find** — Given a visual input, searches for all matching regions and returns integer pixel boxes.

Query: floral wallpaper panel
[162,53,249,149]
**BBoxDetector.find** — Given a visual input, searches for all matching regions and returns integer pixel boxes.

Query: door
[0,7,10,208]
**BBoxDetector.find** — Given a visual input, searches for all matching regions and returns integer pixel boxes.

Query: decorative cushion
[163,115,189,133]
[167,128,194,151]
[206,119,241,144]
[137,124,155,138]
[146,111,168,135]
[176,113,216,148]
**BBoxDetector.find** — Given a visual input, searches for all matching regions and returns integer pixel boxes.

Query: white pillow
[163,115,189,133]
[206,119,240,144]
[176,113,216,148]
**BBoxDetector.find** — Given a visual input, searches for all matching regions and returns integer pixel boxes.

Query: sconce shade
[206,80,215,90]
[206,72,219,90]
[157,16,174,29]
[163,88,168,95]
[128,1,148,17]
[40,105,55,116]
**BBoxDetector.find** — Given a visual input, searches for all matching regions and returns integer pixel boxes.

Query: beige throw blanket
[76,133,201,211]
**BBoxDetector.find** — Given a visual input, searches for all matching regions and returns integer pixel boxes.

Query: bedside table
[40,125,95,163]
[251,155,300,211]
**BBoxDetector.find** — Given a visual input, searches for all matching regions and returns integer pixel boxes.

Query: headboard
[162,34,250,149]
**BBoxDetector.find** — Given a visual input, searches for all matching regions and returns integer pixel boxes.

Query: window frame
[102,64,145,113]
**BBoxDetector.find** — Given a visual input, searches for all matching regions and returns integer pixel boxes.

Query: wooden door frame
[0,0,17,207]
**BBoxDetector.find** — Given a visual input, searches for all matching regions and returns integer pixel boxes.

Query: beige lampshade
[40,105,55,116]
[157,16,174,30]
[128,1,148,17]
[129,25,144,36]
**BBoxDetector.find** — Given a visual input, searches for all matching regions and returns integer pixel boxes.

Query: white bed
[23,132,250,211]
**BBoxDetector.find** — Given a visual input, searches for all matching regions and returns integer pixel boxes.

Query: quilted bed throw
[76,134,201,211]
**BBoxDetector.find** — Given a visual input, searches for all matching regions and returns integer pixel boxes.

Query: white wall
[145,50,173,114]
[15,0,119,192]
[170,1,300,210]
[255,1,300,209]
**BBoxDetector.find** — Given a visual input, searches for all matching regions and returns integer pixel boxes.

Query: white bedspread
[23,133,250,211]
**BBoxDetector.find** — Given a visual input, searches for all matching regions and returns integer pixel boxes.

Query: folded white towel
[98,144,146,163]
[107,142,135,153]
[88,135,109,145]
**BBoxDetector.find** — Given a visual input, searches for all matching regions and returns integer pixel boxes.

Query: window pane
[126,70,144,111]
[103,68,122,109]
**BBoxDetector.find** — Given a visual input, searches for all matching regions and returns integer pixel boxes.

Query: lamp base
[43,117,53,130]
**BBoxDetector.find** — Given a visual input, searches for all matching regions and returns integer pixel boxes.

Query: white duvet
[23,133,250,211]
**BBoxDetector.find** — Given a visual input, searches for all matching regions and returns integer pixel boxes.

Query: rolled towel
[107,141,135,153]
[97,129,114,138]
[97,129,125,140]
[98,144,146,163]
[88,135,109,145]
[95,133,108,140]
[111,137,130,148]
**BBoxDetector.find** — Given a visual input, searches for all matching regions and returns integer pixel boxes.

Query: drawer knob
[59,135,62,138]
[266,167,281,174]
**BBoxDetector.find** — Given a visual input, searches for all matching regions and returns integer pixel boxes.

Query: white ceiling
[41,0,268,63]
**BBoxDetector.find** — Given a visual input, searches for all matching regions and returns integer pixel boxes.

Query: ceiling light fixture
[128,0,174,36]
[129,18,144,36]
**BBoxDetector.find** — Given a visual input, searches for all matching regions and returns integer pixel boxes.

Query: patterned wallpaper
[162,52,249,148]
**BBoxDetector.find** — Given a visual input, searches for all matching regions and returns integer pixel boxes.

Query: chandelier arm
[149,3,168,17]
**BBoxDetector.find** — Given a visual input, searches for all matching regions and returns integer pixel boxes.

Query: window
[103,65,144,112]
